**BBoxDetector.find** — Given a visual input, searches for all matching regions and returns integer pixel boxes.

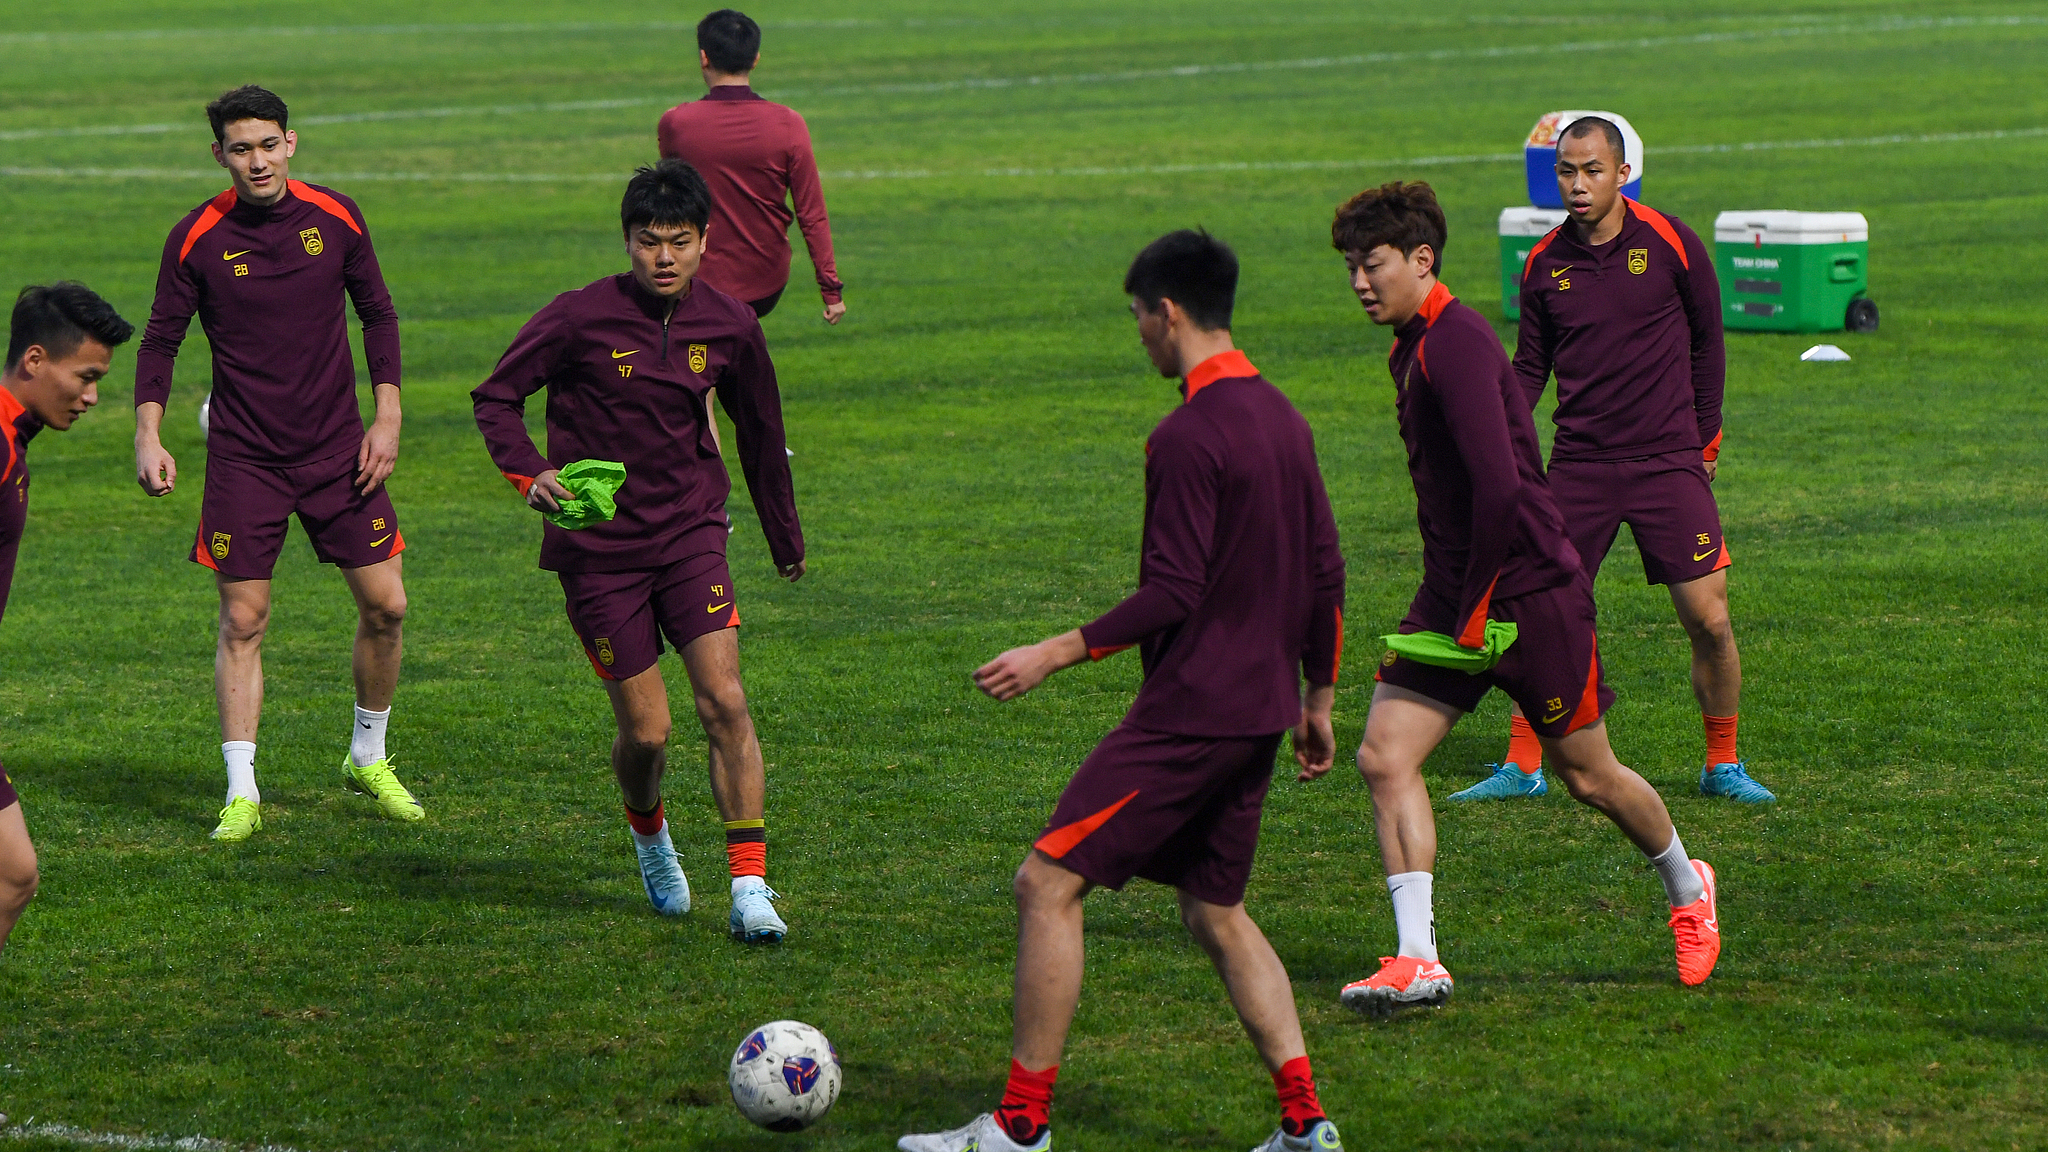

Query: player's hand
[779,559,807,583]
[356,414,401,495]
[1704,458,1718,484]
[975,630,1088,702]
[822,300,846,326]
[135,438,177,497]
[1293,684,1337,781]
[525,468,572,513]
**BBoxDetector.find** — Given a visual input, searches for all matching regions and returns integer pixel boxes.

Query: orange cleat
[1340,955,1453,1017]
[1668,859,1721,986]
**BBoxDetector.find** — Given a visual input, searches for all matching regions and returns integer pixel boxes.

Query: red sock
[1272,1055,1325,1137]
[1704,713,1738,766]
[1506,713,1543,772]
[724,819,767,878]
[992,1059,1057,1143]
[624,800,663,837]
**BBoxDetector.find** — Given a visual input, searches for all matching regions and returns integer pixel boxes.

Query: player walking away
[1459,116,1772,804]
[133,86,421,842]
[1325,183,1721,1014]
[901,231,1347,1152]
[1,283,135,955]
[471,160,805,943]
[659,9,845,326]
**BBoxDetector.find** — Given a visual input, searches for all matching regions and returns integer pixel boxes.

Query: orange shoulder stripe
[0,388,25,484]
[1625,199,1688,270]
[176,188,239,263]
[1520,226,1564,278]
[288,181,364,235]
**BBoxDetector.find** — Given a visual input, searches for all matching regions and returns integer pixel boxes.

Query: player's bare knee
[1355,741,1404,790]
[693,683,751,736]
[0,861,36,914]
[360,592,406,636]
[1012,854,1082,911]
[218,603,268,647]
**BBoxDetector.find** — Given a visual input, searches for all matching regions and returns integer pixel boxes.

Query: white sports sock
[223,741,258,805]
[1651,829,1705,907]
[1387,871,1438,961]
[351,705,390,767]
[631,820,672,851]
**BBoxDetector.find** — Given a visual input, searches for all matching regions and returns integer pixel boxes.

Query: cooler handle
[1830,254,1861,283]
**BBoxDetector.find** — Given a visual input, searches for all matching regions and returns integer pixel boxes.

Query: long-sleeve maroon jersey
[658,86,844,307]
[1390,284,1581,645]
[134,181,400,467]
[1514,199,1726,463]
[1077,351,1345,738]
[471,273,802,574]
[0,388,40,621]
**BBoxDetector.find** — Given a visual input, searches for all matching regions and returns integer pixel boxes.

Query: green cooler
[1712,210,1876,333]
[1498,207,1568,321]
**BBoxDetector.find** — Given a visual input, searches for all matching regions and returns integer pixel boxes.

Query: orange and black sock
[993,1059,1057,1144]
[724,818,766,878]
[624,799,664,838]
[1506,714,1544,773]
[1704,713,1739,766]
[1273,1055,1326,1137]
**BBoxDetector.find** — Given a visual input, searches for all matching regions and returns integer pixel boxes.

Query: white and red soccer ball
[728,1019,841,1131]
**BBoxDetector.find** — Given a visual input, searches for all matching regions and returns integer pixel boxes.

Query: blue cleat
[635,841,692,916]
[1447,763,1547,801]
[730,876,787,944]
[1701,761,1776,803]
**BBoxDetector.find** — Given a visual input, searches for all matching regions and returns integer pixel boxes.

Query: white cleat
[635,841,691,916]
[898,1112,1047,1152]
[730,875,787,943]
[1251,1118,1344,1152]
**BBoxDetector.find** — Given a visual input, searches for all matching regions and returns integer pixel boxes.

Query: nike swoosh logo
[1542,707,1568,724]
[610,349,637,358]
[1549,265,1573,277]
[707,601,731,614]
[223,250,251,260]
[369,534,393,548]
[1694,549,1717,561]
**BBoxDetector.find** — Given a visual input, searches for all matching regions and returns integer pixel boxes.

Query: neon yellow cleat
[210,796,263,841]
[342,755,425,822]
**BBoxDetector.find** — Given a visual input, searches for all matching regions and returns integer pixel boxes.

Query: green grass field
[3,2,2047,1149]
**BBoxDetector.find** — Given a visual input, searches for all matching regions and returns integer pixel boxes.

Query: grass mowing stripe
[5,13,2042,142]
[2,1119,316,1152]
[6,126,2045,185]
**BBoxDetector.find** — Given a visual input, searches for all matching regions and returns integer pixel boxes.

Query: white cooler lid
[1500,206,1570,237]
[1714,210,1868,245]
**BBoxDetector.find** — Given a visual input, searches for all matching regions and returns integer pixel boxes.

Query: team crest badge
[300,227,324,256]
[1381,650,1398,667]
[1627,247,1649,275]
[688,343,708,374]
[210,532,232,560]
[594,637,615,666]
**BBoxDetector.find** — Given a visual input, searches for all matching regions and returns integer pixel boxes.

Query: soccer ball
[198,392,211,436]
[727,1019,841,1131]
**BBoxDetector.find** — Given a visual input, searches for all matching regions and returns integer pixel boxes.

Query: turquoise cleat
[1447,763,1547,801]
[1701,761,1776,803]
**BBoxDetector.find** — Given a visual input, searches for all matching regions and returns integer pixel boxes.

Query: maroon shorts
[1033,724,1282,907]
[194,451,404,580]
[1376,577,1615,739]
[558,552,739,681]
[1549,451,1731,587]
[0,760,16,811]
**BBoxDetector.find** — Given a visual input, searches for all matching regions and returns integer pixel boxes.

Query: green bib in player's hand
[541,460,627,531]
[1381,620,1519,673]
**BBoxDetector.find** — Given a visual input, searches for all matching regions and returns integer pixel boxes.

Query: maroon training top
[135,181,400,467]
[471,273,803,574]
[1388,284,1581,645]
[657,86,844,307]
[1514,199,1726,463]
[0,388,39,621]
[1078,350,1346,738]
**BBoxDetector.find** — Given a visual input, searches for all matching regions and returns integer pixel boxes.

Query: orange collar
[1416,281,1454,327]
[0,386,24,426]
[1182,349,1258,402]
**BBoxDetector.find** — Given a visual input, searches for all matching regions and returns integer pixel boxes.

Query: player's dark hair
[6,283,134,371]
[1562,115,1626,164]
[621,159,713,234]
[698,8,762,74]
[206,85,290,142]
[1331,181,1447,274]
[1123,229,1237,332]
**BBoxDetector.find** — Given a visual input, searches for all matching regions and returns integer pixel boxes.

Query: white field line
[0,1117,319,1152]
[1,14,2041,143]
[1,126,2042,186]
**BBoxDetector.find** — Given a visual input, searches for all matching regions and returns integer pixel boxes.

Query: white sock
[631,819,672,851]
[1651,829,1705,907]
[223,741,258,805]
[1387,871,1438,961]
[351,705,390,767]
